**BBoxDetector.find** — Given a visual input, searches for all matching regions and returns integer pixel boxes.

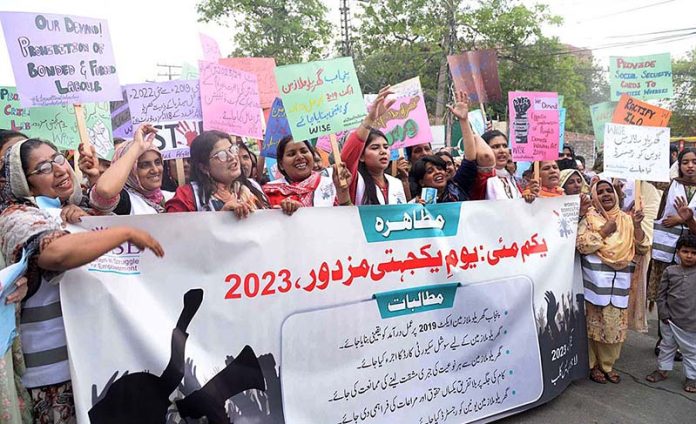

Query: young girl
[166,131,269,218]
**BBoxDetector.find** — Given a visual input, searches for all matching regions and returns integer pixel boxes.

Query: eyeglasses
[209,146,239,163]
[27,154,66,176]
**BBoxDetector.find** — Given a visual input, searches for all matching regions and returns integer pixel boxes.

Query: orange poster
[611,94,671,127]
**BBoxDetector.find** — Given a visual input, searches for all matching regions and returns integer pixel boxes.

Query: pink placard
[199,33,221,61]
[508,91,559,161]
[364,77,432,150]
[199,60,262,139]
[219,57,279,108]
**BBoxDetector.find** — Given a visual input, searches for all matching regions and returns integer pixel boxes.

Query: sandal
[590,367,607,384]
[646,370,668,383]
[604,370,621,384]
[685,379,696,393]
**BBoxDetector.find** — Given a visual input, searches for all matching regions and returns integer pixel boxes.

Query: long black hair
[358,129,389,205]
[411,155,447,194]
[275,135,315,181]
[235,138,258,179]
[677,147,696,178]
[481,130,508,145]
[189,131,268,207]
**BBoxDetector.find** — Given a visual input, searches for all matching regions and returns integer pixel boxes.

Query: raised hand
[674,196,694,223]
[133,123,158,153]
[447,90,470,121]
[366,86,396,126]
[631,209,645,228]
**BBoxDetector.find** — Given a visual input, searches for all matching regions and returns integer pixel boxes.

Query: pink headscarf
[111,140,165,212]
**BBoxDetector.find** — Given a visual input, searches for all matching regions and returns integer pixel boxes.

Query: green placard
[590,101,617,151]
[0,86,31,132]
[275,57,366,141]
[29,102,114,160]
[609,53,673,101]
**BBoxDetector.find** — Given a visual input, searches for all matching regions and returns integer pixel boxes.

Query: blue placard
[261,97,292,158]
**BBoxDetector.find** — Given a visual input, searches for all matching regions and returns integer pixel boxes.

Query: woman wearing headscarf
[165,131,270,218]
[577,178,649,384]
[0,138,163,423]
[88,124,172,215]
[262,136,352,215]
[560,169,589,196]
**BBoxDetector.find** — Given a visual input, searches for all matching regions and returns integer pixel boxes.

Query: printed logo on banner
[554,199,580,238]
[358,203,461,243]
[87,228,142,275]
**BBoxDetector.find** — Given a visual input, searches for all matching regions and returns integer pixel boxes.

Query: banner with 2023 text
[60,197,587,423]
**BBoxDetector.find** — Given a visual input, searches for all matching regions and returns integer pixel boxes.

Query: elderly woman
[560,168,589,196]
[0,138,163,422]
[577,178,648,384]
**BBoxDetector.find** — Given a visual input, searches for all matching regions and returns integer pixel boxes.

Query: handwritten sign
[609,53,673,101]
[219,57,279,108]
[124,80,202,125]
[29,102,114,159]
[199,61,262,139]
[275,57,366,141]
[152,120,202,160]
[261,97,291,158]
[603,123,670,182]
[469,109,486,136]
[109,89,132,139]
[447,49,502,103]
[0,86,31,132]
[199,33,221,61]
[364,77,433,150]
[0,12,122,107]
[611,94,671,127]
[179,62,199,80]
[590,101,617,151]
[508,91,560,161]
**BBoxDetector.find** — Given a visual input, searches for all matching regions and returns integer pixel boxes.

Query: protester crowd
[0,84,694,423]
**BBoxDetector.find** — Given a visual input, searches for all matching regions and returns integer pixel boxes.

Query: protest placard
[468,109,486,136]
[199,60,263,139]
[275,57,366,141]
[611,94,671,127]
[508,91,560,161]
[364,77,433,150]
[0,12,122,107]
[109,89,132,139]
[603,123,670,182]
[0,86,31,132]
[61,196,585,423]
[179,62,199,80]
[199,32,220,61]
[151,120,203,160]
[124,80,202,125]
[590,101,617,151]
[219,57,279,108]
[261,97,291,158]
[559,108,567,152]
[315,130,349,154]
[447,49,502,103]
[610,53,673,101]
[29,102,114,159]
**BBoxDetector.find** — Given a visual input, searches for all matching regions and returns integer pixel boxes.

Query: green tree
[196,0,332,64]
[671,47,696,136]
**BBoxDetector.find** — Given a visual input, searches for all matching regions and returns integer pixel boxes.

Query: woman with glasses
[165,131,269,217]
[0,138,164,423]
[88,123,172,215]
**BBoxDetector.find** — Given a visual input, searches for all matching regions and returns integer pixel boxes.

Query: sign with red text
[609,54,673,101]
[508,92,560,161]
[199,60,263,139]
[60,197,586,423]
[610,94,671,128]
[0,12,122,107]
[603,123,670,182]
[447,49,502,103]
[275,57,366,141]
[219,57,279,108]
[364,77,433,150]
[0,86,31,132]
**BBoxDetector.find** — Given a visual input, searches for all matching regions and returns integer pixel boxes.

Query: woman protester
[0,139,163,423]
[87,124,173,215]
[166,131,269,218]
[528,161,564,198]
[341,86,409,205]
[262,135,352,215]
[409,90,495,203]
[577,178,648,384]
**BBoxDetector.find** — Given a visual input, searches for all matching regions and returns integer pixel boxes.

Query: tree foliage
[671,47,696,136]
[196,0,332,64]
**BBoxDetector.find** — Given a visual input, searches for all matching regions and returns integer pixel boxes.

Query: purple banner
[0,12,122,107]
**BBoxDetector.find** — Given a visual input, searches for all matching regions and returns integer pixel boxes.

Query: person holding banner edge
[0,139,164,423]
[577,178,648,384]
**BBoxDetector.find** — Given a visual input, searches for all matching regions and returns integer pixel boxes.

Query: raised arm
[447,90,476,161]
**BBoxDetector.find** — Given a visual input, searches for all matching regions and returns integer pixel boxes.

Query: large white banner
[60,197,586,423]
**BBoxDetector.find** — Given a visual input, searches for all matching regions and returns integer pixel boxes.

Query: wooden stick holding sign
[175,159,186,188]
[330,133,348,189]
[534,161,540,181]
[634,180,642,211]
[73,104,92,182]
